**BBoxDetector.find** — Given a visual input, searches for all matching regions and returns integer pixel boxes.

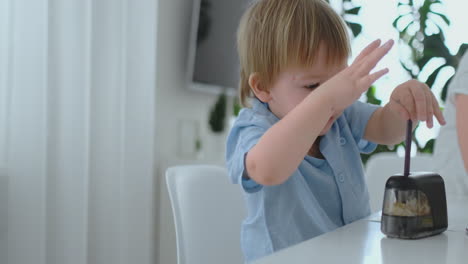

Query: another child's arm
[246,40,393,186]
[364,80,446,145]
[456,94,468,173]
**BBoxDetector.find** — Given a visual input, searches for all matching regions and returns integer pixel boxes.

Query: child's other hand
[320,39,394,112]
[387,80,446,128]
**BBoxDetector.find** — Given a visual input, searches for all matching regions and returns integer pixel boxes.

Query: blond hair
[237,0,350,107]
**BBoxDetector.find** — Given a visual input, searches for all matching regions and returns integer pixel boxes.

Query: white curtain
[0,0,158,264]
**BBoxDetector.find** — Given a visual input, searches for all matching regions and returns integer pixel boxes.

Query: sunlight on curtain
[0,0,158,264]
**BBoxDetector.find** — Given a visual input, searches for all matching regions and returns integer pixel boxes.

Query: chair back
[365,153,434,212]
[166,165,245,264]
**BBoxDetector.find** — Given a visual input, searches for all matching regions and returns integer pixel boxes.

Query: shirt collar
[251,98,280,122]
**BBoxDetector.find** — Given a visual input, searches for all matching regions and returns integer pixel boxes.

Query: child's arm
[246,40,393,186]
[456,94,468,173]
[245,87,335,186]
[364,80,446,145]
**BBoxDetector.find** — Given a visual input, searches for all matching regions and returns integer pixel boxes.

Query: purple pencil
[404,120,412,177]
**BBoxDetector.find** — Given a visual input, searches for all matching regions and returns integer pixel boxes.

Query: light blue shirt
[225,98,379,263]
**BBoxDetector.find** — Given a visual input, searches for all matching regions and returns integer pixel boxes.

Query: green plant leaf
[348,22,362,37]
[425,64,445,89]
[419,139,435,153]
[345,6,361,15]
[429,11,450,26]
[393,14,408,29]
[456,44,468,60]
[208,93,227,133]
[423,34,451,60]
[440,75,453,102]
[233,97,241,116]
[399,18,415,35]
[366,86,381,105]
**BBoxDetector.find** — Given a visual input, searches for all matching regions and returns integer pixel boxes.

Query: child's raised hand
[320,39,393,111]
[387,80,446,128]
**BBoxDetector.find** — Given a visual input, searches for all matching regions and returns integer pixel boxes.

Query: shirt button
[339,137,347,145]
[338,173,345,182]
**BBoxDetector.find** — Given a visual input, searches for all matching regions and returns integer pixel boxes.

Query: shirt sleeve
[343,101,380,154]
[449,54,468,102]
[241,153,263,193]
[226,122,265,193]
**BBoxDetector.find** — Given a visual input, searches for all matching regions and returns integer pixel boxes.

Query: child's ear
[248,73,272,102]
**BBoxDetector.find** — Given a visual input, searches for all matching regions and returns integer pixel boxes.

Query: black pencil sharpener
[381,172,448,239]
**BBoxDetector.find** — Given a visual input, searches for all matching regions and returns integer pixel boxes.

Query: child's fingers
[398,90,418,121]
[356,40,394,76]
[389,96,411,120]
[425,90,434,128]
[359,68,389,91]
[353,39,381,64]
[432,94,446,125]
[408,83,428,121]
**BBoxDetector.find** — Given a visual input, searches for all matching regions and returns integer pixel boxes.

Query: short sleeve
[226,122,266,193]
[241,153,263,193]
[448,54,468,102]
[343,101,380,153]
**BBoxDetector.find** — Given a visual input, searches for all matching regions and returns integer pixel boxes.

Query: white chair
[365,152,434,213]
[166,165,246,264]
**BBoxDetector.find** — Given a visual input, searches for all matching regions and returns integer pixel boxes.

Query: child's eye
[304,83,320,89]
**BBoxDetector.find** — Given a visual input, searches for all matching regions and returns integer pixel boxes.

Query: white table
[254,196,468,264]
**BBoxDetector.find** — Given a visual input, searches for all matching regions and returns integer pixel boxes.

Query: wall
[155,0,232,263]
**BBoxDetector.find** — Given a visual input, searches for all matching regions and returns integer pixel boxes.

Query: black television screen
[188,0,250,94]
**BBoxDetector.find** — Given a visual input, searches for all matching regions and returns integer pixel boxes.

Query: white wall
[155,0,232,263]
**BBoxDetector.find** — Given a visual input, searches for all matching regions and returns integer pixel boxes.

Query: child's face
[267,46,346,135]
